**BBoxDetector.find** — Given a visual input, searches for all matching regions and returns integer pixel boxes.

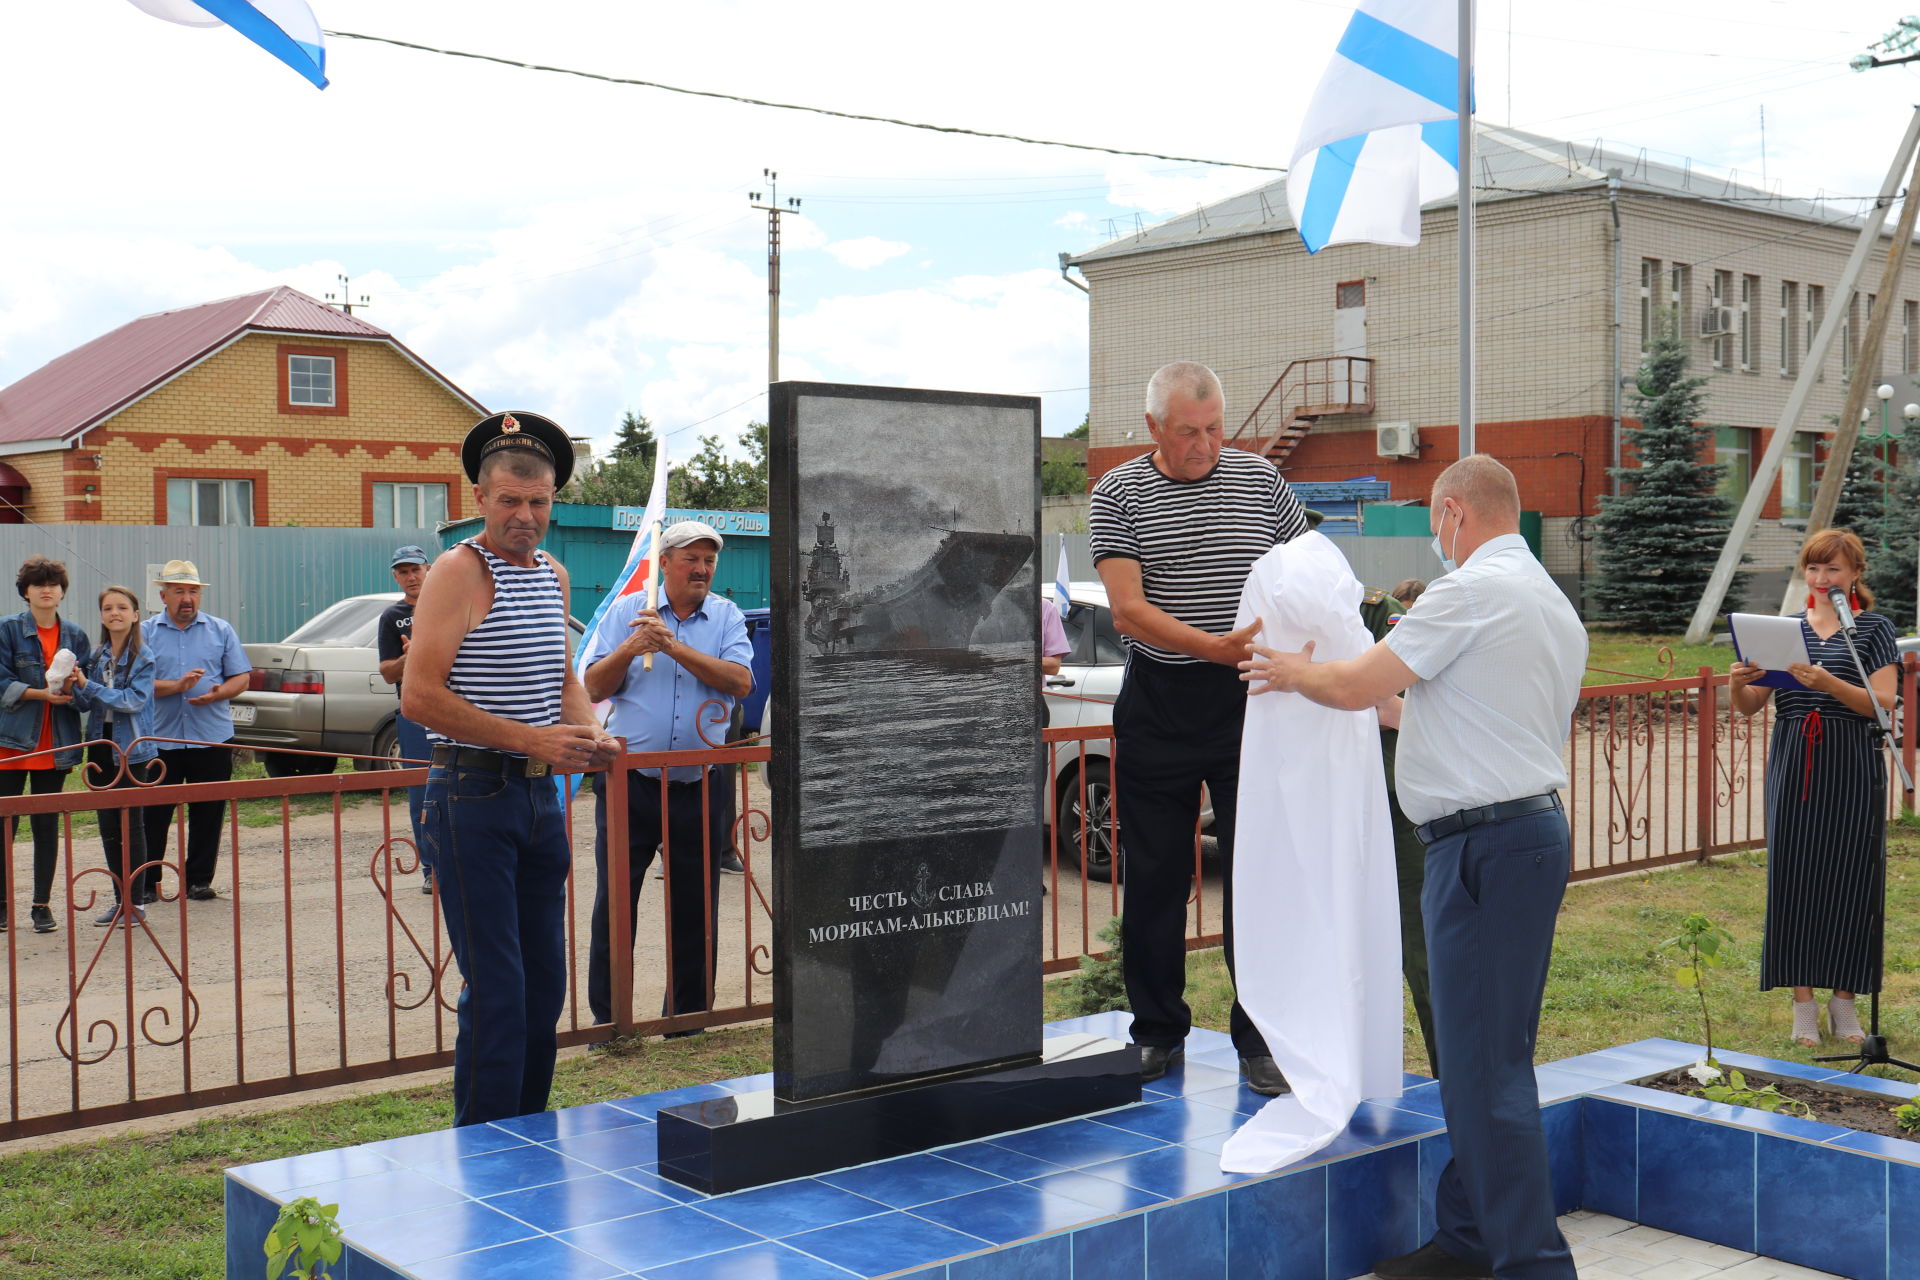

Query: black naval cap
[461,411,574,490]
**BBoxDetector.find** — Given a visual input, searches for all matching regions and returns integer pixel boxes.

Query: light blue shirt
[584,590,753,781]
[1383,533,1587,825]
[142,610,252,746]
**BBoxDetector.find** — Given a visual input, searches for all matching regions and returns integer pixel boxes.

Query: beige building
[1066,124,1920,598]
[0,287,485,529]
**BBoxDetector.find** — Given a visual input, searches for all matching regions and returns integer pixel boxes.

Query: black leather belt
[1415,792,1562,846]
[431,745,550,778]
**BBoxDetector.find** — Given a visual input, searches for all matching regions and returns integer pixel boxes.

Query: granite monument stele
[654,382,1139,1193]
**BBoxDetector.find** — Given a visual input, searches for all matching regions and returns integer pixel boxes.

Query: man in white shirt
[1239,455,1585,1280]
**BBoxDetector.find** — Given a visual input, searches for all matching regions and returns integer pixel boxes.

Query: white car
[1044,581,1214,881]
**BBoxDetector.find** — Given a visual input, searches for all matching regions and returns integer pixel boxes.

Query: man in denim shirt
[582,521,753,1036]
[140,560,251,901]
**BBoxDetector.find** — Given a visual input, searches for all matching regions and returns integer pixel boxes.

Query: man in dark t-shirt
[377,545,432,892]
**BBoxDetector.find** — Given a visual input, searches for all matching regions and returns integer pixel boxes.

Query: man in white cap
[141,559,252,900]
[582,519,753,1038]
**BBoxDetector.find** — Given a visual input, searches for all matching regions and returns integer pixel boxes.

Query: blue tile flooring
[224,1019,1880,1279]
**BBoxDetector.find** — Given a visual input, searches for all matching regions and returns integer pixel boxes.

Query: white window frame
[1780,282,1798,377]
[1739,275,1757,372]
[1640,259,1658,351]
[167,477,254,527]
[287,354,336,407]
[373,481,448,530]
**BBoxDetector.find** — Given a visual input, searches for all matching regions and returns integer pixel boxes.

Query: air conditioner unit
[1375,422,1418,459]
[1699,307,1735,338]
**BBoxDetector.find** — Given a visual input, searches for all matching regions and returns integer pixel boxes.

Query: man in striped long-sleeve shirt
[1088,361,1309,1096]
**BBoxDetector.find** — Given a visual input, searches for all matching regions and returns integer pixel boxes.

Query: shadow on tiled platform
[226,1017,1918,1279]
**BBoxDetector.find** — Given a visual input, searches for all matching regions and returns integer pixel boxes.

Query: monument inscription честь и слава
[770,382,1044,1103]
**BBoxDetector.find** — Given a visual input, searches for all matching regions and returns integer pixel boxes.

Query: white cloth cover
[1219,532,1403,1174]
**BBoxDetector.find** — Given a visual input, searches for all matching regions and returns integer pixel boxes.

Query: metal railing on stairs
[1229,355,1375,465]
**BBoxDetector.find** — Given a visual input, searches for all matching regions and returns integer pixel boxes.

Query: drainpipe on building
[1608,170,1623,499]
[1057,252,1089,294]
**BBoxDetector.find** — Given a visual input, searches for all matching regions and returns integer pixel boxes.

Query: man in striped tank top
[405,411,620,1126]
[1089,361,1310,1097]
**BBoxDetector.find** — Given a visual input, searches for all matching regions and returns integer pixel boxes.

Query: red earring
[1851,588,1862,611]
[1807,591,1817,610]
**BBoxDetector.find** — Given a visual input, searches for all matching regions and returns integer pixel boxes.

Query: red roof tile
[0,286,479,447]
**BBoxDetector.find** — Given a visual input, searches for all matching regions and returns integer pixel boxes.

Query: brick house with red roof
[0,287,486,528]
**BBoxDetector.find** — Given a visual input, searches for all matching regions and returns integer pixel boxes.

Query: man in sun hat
[405,410,619,1125]
[581,518,752,1040]
[140,559,251,902]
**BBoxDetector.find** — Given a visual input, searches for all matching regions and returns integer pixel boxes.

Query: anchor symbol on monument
[910,864,936,909]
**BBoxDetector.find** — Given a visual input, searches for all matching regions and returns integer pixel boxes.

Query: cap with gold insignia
[461,410,574,489]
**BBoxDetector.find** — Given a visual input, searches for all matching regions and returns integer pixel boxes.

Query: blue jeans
[394,714,431,866]
[1424,806,1576,1280]
[422,763,569,1127]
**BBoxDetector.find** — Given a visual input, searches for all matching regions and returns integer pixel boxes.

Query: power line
[324,30,1284,174]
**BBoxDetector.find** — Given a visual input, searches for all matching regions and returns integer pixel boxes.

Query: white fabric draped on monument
[1219,531,1404,1175]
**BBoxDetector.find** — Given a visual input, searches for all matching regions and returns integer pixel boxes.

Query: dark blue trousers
[423,764,569,1127]
[394,714,431,864]
[1423,807,1576,1280]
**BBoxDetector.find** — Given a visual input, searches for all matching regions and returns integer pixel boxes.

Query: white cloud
[824,236,912,269]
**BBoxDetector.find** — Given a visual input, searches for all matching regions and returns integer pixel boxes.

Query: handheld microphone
[1828,586,1859,635]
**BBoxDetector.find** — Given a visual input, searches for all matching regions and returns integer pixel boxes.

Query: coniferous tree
[1591,318,1745,630]
[1863,420,1920,629]
[610,411,656,461]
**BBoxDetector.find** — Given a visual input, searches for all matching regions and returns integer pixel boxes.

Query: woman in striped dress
[1730,528,1899,1047]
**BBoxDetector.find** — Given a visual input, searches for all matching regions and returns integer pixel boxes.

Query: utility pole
[1684,99,1920,643]
[749,170,802,385]
[325,272,372,317]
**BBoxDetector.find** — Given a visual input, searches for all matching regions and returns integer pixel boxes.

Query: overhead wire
[323,30,1284,173]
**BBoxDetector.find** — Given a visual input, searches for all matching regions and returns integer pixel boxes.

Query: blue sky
[0,1,1908,459]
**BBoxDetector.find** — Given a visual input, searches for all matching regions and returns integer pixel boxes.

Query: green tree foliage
[1042,457,1086,497]
[1059,917,1129,1015]
[1591,320,1746,629]
[1826,420,1915,625]
[1066,415,1090,440]
[609,411,655,461]
[564,419,770,512]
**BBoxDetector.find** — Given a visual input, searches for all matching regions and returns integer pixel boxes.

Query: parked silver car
[1044,581,1214,881]
[231,592,586,777]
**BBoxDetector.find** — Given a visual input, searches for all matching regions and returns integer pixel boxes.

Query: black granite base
[655,1033,1140,1194]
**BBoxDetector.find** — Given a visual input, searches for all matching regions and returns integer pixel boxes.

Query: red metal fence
[2,657,1914,1140]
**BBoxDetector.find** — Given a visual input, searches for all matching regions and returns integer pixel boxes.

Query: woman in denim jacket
[0,555,91,934]
[70,585,159,927]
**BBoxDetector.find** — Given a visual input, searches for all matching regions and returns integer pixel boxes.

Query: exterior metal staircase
[1227,355,1375,467]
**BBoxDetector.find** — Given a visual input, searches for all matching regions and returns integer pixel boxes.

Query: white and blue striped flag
[1054,534,1072,620]
[127,0,328,89]
[1288,0,1469,254]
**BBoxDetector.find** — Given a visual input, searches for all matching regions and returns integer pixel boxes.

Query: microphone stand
[1811,595,1920,1074]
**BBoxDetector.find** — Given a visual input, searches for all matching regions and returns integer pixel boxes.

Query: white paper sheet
[1728,613,1811,673]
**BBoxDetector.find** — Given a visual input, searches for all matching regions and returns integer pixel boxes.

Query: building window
[167,478,253,526]
[373,482,448,529]
[277,343,349,416]
[288,354,334,406]
[1740,275,1758,371]
[1640,259,1660,350]
[1808,285,1825,382]
[1711,270,1734,368]
[1715,427,1754,504]
[1780,282,1799,376]
[1781,432,1817,519]
[1669,263,1691,340]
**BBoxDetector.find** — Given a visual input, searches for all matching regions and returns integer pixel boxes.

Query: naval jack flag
[127,0,328,89]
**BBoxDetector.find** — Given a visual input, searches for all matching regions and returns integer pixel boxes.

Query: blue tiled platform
[226,1020,1920,1279]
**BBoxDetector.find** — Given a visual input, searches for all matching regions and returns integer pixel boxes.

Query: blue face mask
[1430,505,1460,573]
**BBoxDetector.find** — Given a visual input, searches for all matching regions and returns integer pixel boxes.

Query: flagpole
[1457,0,1476,459]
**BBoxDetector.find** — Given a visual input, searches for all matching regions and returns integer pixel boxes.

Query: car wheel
[371,722,402,771]
[262,751,337,778]
[1056,760,1121,883]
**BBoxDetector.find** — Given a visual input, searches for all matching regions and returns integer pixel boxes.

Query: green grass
[13,835,1920,1274]
[1583,630,1728,686]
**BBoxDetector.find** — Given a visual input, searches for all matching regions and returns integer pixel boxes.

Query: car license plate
[229,704,256,726]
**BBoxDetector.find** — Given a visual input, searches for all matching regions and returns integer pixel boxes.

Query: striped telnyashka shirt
[1087,447,1309,665]
[430,540,568,754]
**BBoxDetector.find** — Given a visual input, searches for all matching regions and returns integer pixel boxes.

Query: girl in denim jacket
[0,555,91,934]
[70,586,159,926]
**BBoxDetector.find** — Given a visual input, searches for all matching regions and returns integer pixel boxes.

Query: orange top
[0,623,59,771]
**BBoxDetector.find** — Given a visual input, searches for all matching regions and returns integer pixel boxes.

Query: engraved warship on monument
[801,511,1032,655]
